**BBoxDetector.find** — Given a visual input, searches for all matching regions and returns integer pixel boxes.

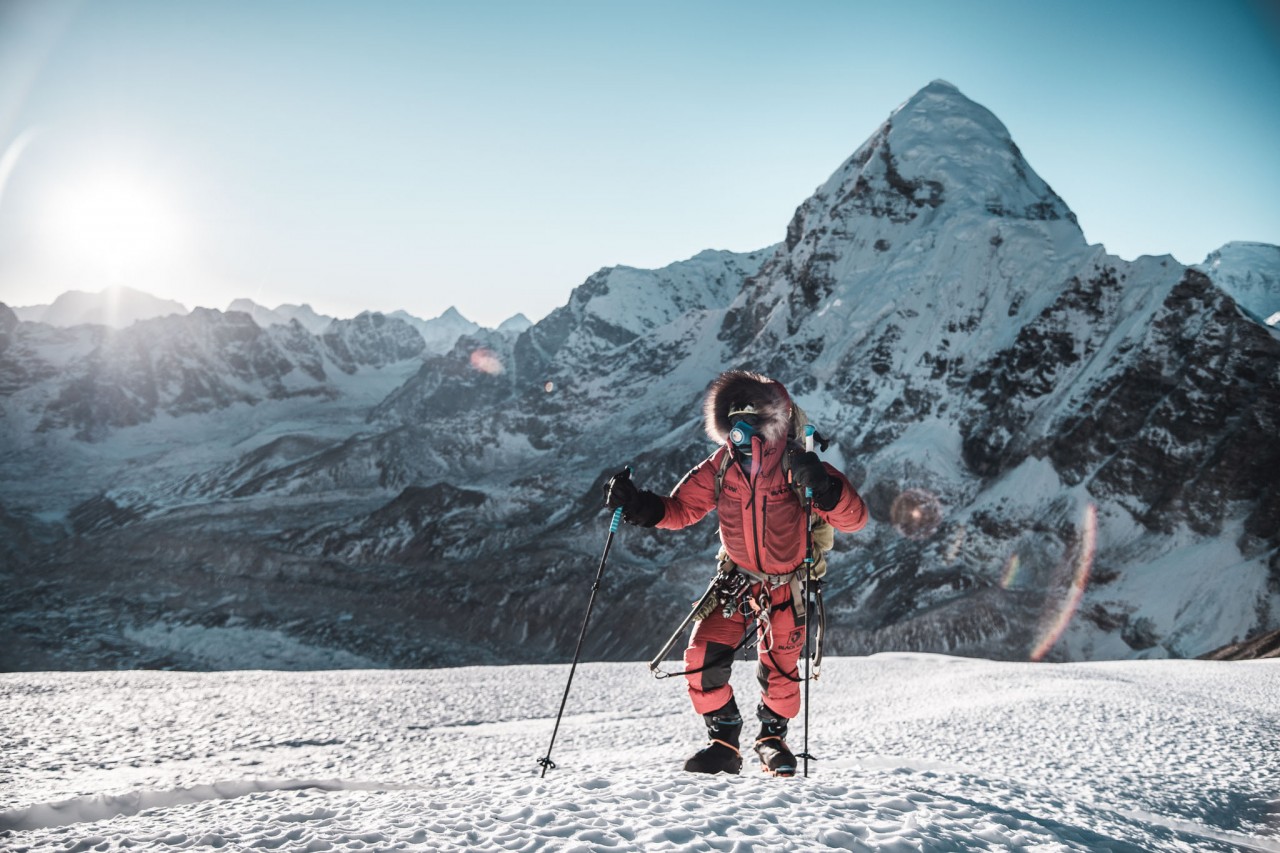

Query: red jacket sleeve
[655,450,722,531]
[817,464,869,532]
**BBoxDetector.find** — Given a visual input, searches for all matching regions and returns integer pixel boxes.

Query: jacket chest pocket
[762,492,806,567]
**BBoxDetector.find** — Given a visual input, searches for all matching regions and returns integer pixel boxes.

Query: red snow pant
[683,581,806,719]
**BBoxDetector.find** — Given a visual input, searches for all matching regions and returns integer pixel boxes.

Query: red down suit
[656,372,867,718]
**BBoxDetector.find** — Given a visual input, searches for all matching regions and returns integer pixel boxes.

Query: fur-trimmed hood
[703,370,795,445]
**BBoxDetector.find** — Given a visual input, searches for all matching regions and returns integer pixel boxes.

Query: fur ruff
[703,370,793,445]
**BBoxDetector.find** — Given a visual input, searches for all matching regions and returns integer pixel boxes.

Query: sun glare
[37,168,187,284]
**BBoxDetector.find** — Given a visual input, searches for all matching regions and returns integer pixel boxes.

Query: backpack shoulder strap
[713,450,732,502]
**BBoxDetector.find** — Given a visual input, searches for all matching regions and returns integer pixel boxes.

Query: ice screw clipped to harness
[538,467,628,777]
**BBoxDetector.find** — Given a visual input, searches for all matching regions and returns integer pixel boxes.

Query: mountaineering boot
[754,703,796,776]
[683,698,743,774]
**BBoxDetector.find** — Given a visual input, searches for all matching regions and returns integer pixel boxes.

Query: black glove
[789,451,843,511]
[603,468,665,527]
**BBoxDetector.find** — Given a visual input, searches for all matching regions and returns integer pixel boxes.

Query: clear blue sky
[1,0,1276,327]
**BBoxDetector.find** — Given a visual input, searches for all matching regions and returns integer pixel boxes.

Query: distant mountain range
[13,286,187,329]
[13,286,530,354]
[1,80,1276,671]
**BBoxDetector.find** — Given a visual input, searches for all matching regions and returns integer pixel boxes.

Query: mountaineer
[606,369,868,775]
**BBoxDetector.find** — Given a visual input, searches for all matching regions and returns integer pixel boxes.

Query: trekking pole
[801,425,816,777]
[538,469,629,777]
[648,572,721,674]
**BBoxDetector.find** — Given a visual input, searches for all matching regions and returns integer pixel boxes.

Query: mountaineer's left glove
[604,467,665,527]
[789,451,843,512]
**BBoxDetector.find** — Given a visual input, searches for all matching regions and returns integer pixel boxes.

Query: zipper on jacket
[756,494,768,571]
[745,436,768,573]
[747,456,766,572]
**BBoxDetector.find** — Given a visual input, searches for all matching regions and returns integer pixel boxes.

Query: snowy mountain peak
[801,80,1078,237]
[321,311,425,373]
[918,77,961,94]
[732,82,1088,356]
[1196,241,1280,326]
[226,299,334,334]
[890,78,1014,150]
[387,307,480,355]
[497,313,533,334]
[517,248,774,378]
[24,285,187,329]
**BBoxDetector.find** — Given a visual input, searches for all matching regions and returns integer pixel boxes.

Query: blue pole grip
[803,425,815,563]
[803,425,816,499]
[608,465,631,532]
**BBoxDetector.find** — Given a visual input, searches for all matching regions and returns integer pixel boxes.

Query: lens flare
[469,348,504,375]
[999,553,1022,590]
[889,488,943,540]
[1029,503,1097,661]
[0,128,39,209]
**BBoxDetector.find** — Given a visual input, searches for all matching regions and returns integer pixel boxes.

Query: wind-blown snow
[2,656,1276,851]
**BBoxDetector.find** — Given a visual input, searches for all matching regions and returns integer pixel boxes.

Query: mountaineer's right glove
[789,450,843,512]
[604,467,665,527]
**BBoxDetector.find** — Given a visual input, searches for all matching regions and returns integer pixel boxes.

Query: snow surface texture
[2,656,1277,852]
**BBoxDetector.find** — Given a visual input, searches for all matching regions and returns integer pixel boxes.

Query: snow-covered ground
[2,655,1276,851]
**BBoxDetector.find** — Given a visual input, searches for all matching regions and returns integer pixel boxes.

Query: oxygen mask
[727,405,761,456]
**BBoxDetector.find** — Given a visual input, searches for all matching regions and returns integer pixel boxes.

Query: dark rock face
[322,311,426,373]
[832,133,946,225]
[1049,272,1280,540]
[291,484,489,562]
[1198,627,1280,660]
[372,332,519,424]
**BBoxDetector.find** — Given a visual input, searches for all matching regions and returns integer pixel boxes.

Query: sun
[37,166,188,284]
